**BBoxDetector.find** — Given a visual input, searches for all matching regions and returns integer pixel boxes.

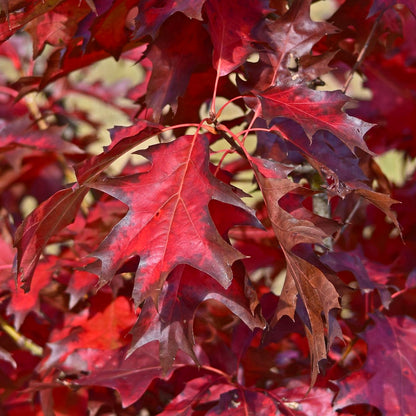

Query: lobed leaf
[335,314,416,415]
[14,186,88,291]
[254,85,374,155]
[87,134,258,305]
[251,157,341,384]
[129,264,265,371]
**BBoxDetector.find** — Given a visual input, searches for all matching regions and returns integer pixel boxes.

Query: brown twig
[342,13,382,94]
[333,199,361,244]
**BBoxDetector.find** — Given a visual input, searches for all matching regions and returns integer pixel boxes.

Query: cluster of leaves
[0,0,415,414]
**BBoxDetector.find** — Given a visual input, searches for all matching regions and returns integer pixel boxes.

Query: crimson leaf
[87,134,257,305]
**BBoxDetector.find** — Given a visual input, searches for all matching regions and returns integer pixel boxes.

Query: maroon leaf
[335,314,416,415]
[75,342,192,408]
[129,264,265,371]
[0,121,83,155]
[254,0,335,85]
[208,388,277,416]
[204,0,269,76]
[144,13,211,121]
[134,0,205,39]
[251,157,341,383]
[90,0,138,59]
[320,250,392,308]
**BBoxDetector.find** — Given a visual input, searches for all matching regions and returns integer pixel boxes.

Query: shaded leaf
[320,250,392,309]
[75,342,192,408]
[41,296,136,372]
[144,13,211,121]
[205,0,269,76]
[251,157,341,384]
[90,0,138,59]
[254,0,335,85]
[336,314,416,415]
[134,0,206,39]
[65,270,98,309]
[208,387,276,416]
[129,264,265,371]
[159,374,233,415]
[0,121,83,155]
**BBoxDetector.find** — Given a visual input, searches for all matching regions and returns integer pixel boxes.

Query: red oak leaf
[162,68,244,127]
[251,157,341,384]
[75,121,162,184]
[253,0,335,85]
[204,0,269,76]
[87,134,256,305]
[14,186,89,291]
[134,0,205,39]
[0,0,65,44]
[129,263,265,371]
[358,51,416,157]
[208,388,277,416]
[90,0,138,59]
[261,119,368,196]
[161,376,336,415]
[14,121,161,291]
[144,13,211,121]
[65,270,98,309]
[0,123,83,156]
[24,0,91,57]
[75,342,193,408]
[335,313,416,415]
[355,188,400,231]
[271,381,337,415]
[254,85,374,155]
[320,250,392,308]
[40,295,136,371]
[7,260,53,329]
[159,374,234,415]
